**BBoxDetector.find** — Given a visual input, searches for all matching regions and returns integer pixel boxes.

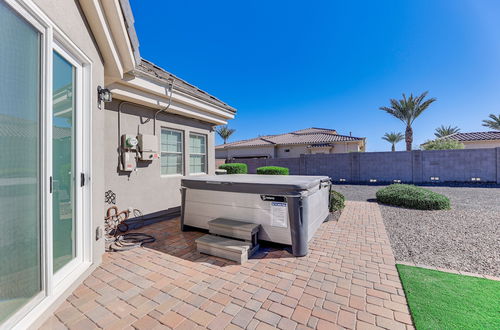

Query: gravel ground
[332,184,500,277]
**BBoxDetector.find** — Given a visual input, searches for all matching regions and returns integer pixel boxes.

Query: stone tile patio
[41,201,413,329]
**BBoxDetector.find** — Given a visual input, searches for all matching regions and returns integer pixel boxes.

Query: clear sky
[130,0,500,151]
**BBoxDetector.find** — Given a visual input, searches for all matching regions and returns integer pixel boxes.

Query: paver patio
[41,201,413,329]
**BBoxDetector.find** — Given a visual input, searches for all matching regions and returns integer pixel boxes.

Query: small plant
[219,163,248,174]
[376,184,450,210]
[256,166,289,175]
[329,190,345,212]
[421,139,464,150]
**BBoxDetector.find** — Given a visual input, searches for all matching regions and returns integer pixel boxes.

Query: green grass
[397,264,500,330]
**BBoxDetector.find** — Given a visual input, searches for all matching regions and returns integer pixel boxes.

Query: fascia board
[108,83,228,125]
[78,0,124,79]
[100,0,136,71]
[119,75,235,119]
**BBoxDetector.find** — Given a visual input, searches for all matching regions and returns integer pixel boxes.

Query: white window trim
[2,1,93,329]
[189,132,208,175]
[160,128,185,176]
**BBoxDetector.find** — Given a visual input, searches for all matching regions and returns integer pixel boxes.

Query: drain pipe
[153,78,175,135]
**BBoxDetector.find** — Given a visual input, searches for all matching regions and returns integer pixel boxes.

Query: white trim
[189,132,208,175]
[160,128,185,176]
[1,1,94,329]
[108,82,232,125]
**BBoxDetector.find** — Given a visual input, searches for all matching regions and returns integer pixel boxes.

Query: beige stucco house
[216,128,365,160]
[438,131,500,149]
[0,0,234,328]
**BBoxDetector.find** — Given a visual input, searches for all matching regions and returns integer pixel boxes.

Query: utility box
[121,134,138,150]
[138,134,159,161]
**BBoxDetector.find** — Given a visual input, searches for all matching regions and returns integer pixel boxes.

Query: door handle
[80,173,85,187]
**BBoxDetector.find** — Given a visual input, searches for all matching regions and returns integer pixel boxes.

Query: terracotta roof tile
[441,131,500,142]
[216,128,364,149]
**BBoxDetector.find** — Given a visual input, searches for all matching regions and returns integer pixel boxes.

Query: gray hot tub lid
[181,174,331,193]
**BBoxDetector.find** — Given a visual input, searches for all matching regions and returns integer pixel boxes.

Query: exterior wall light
[471,177,481,181]
[339,178,346,182]
[369,179,377,183]
[393,179,401,183]
[97,86,112,103]
[430,177,440,181]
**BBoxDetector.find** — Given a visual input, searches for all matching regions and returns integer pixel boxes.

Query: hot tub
[180,174,331,256]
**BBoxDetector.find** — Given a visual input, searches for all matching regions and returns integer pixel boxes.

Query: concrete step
[195,234,259,264]
[208,218,260,242]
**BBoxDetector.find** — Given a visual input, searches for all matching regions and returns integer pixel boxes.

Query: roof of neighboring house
[135,59,236,113]
[0,114,70,139]
[216,127,364,149]
[439,131,500,142]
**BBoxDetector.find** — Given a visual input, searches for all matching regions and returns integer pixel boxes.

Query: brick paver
[41,201,413,329]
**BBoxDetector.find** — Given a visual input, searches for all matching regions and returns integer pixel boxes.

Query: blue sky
[130,0,500,151]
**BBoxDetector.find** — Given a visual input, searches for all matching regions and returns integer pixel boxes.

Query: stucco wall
[463,140,500,149]
[225,145,276,159]
[33,0,105,264]
[104,101,216,217]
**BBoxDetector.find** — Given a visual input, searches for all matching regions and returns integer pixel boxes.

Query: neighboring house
[0,0,234,328]
[430,131,500,149]
[216,127,365,160]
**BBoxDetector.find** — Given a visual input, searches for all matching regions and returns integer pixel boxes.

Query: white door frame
[1,0,94,329]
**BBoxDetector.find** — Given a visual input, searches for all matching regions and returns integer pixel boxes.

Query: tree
[379,91,437,151]
[421,139,464,150]
[382,132,404,152]
[482,114,500,131]
[434,125,460,138]
[216,125,236,144]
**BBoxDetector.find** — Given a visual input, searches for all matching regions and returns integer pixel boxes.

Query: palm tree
[482,114,500,131]
[216,125,236,144]
[434,125,460,138]
[379,91,437,151]
[382,132,404,152]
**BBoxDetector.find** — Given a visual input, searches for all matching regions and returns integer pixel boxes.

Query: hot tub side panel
[183,189,293,245]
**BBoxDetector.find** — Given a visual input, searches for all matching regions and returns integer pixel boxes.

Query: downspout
[153,78,175,135]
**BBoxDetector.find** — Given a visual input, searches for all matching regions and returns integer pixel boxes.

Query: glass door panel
[0,1,42,323]
[52,52,76,273]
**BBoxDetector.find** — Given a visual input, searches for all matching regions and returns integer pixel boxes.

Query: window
[189,133,207,174]
[161,128,183,175]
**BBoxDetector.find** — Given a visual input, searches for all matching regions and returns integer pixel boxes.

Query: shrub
[256,166,289,175]
[219,163,248,174]
[376,184,450,210]
[330,190,345,212]
[421,139,465,150]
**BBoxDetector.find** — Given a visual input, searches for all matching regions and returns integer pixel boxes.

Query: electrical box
[121,151,135,171]
[121,134,138,150]
[138,134,159,161]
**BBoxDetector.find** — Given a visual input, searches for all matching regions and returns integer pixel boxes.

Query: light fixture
[97,86,112,103]
[339,178,346,182]
[369,179,377,183]
[393,179,401,183]
[430,176,440,181]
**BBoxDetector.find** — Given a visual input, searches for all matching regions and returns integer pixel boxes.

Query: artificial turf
[396,264,500,329]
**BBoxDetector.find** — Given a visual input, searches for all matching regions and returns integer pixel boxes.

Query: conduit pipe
[153,78,175,135]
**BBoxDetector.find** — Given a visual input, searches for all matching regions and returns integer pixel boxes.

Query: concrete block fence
[228,147,500,184]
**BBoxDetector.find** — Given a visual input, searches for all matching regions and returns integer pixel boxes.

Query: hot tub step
[208,218,261,243]
[195,234,258,264]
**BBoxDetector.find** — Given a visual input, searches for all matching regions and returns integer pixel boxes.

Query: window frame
[189,132,208,175]
[160,127,185,176]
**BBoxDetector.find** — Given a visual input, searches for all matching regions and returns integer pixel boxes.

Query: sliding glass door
[0,1,89,327]
[52,51,77,274]
[0,0,43,323]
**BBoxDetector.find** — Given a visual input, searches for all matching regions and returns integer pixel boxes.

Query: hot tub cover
[181,174,331,194]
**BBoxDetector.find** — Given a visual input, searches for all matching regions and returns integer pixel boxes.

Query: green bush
[376,184,450,210]
[219,163,248,174]
[329,190,345,212]
[421,139,465,150]
[256,166,289,175]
